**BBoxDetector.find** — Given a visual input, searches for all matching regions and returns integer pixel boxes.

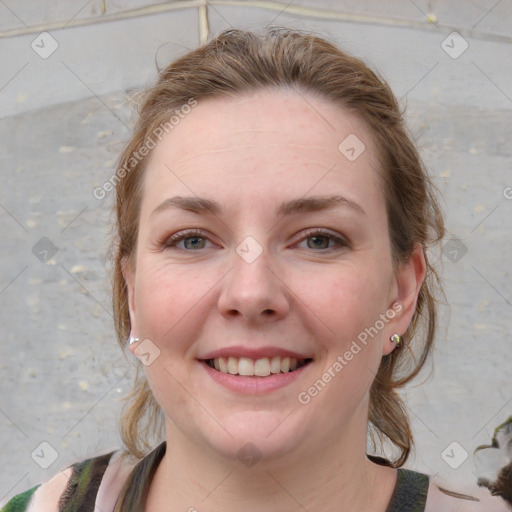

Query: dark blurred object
[474,417,512,506]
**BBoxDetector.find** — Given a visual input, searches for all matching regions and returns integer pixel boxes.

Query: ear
[382,243,426,356]
[122,257,139,355]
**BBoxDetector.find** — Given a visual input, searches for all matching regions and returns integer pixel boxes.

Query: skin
[123,88,427,511]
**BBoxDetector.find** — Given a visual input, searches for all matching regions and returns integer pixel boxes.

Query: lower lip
[199,361,311,395]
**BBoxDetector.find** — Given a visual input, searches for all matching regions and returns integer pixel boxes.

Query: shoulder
[425,479,511,512]
[0,467,72,512]
[0,450,136,512]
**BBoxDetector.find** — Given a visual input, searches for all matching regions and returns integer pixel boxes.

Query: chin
[200,409,311,465]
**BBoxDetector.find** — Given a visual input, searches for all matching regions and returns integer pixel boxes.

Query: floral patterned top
[0,442,447,512]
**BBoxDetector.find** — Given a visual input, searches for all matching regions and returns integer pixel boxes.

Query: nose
[217,242,290,324]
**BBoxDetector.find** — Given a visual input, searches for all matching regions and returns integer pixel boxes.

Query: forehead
[140,88,384,216]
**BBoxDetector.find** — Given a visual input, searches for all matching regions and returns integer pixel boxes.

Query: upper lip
[199,346,313,360]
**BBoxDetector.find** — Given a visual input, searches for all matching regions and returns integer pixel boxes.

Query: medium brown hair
[112,27,445,466]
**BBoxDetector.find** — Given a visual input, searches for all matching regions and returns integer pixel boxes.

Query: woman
[2,27,509,512]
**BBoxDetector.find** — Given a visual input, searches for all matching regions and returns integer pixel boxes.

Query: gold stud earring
[390,333,402,347]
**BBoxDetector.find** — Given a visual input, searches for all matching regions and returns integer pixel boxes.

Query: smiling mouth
[202,356,313,377]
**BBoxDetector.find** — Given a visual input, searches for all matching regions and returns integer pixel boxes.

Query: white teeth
[254,358,271,377]
[210,356,308,376]
[270,356,281,374]
[227,356,238,375]
[218,357,227,373]
[238,357,254,376]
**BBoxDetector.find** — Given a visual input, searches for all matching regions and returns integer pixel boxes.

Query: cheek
[310,266,390,337]
[307,265,390,389]
[133,260,210,351]
[132,263,209,416]
[309,275,386,415]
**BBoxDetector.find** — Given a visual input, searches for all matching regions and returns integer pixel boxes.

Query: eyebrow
[150,194,366,218]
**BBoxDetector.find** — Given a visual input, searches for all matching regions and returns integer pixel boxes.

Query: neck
[146,417,397,512]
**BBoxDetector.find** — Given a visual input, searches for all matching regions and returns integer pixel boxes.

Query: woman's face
[125,88,422,463]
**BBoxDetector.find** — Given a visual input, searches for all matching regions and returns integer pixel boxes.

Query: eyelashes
[163,229,211,250]
[298,228,349,250]
[161,228,350,252]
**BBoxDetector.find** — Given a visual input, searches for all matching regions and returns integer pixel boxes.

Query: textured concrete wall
[1,0,511,504]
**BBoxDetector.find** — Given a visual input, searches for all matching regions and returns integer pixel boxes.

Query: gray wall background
[1,0,511,504]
